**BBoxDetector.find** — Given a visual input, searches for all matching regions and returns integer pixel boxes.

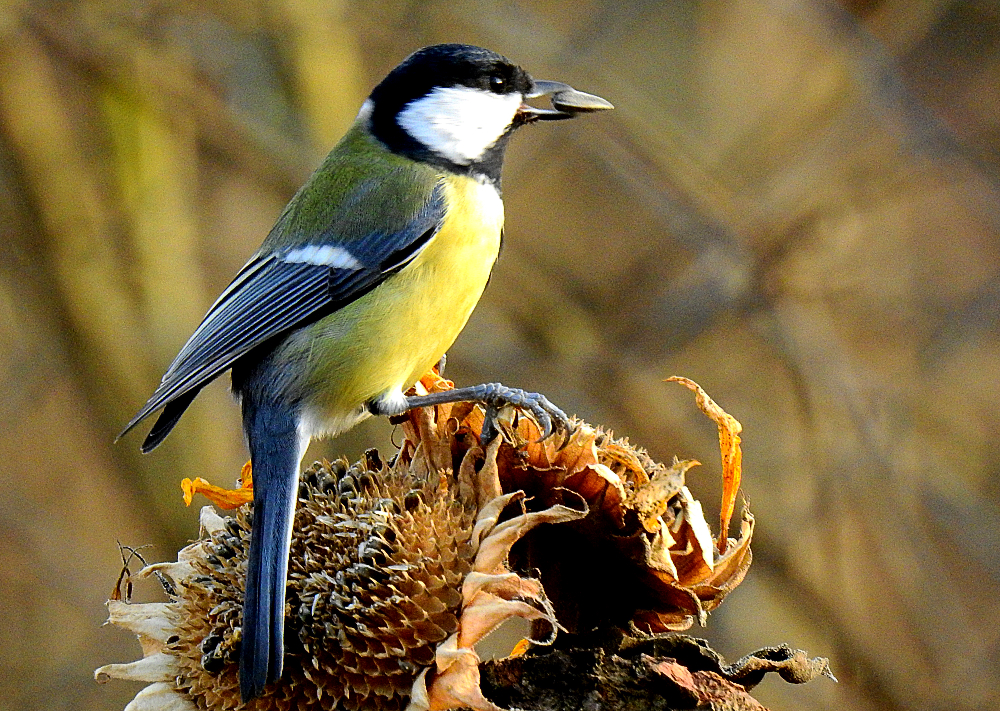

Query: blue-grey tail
[239,403,301,702]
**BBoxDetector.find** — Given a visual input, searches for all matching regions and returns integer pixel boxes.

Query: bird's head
[362,44,612,182]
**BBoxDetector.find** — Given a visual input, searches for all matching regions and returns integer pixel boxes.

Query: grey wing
[120,183,445,446]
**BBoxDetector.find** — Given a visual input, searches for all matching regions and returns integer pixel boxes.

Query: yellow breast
[297,173,504,431]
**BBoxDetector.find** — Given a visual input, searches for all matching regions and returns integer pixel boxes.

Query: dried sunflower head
[97,377,752,711]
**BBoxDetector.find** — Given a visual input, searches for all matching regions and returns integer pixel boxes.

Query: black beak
[518,80,614,121]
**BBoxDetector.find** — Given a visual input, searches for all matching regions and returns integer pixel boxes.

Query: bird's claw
[401,382,575,448]
[474,383,574,448]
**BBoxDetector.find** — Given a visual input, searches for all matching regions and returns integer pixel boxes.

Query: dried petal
[180,460,253,510]
[666,376,743,552]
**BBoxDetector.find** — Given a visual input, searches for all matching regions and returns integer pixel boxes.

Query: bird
[119,43,612,702]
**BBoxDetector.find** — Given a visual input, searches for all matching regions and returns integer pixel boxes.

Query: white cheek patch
[281,245,363,270]
[397,86,522,165]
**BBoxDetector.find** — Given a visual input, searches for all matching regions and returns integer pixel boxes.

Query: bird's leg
[401,382,574,446]
[435,353,447,377]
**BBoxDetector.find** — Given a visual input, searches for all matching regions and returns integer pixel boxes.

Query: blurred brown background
[2,0,998,709]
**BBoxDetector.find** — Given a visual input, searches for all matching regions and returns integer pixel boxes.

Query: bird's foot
[403,382,575,447]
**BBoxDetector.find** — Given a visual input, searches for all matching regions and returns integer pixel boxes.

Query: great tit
[120,43,612,701]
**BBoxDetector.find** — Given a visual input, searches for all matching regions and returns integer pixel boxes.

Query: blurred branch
[269,0,366,146]
[0,29,148,410]
[27,7,314,191]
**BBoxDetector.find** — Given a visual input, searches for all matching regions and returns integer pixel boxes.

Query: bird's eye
[489,75,506,93]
